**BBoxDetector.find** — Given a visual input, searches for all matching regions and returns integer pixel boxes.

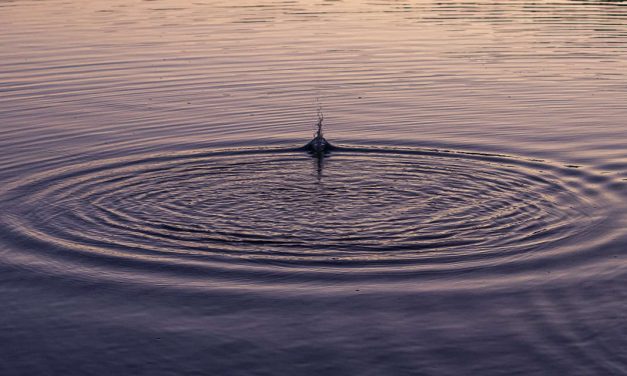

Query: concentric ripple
[0,146,620,287]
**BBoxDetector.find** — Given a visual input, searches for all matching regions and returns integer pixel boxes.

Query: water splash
[304,106,333,155]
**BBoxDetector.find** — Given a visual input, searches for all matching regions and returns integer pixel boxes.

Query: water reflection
[1,0,626,375]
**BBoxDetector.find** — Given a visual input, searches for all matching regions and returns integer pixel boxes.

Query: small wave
[0,145,621,290]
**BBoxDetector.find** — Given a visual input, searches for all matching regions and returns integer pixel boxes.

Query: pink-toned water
[1,1,626,374]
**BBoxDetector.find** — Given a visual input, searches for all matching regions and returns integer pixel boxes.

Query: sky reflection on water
[1,1,626,375]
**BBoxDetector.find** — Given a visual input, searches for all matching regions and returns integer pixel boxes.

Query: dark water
[1,1,627,375]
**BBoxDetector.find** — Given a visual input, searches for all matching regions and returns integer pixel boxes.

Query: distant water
[1,1,626,375]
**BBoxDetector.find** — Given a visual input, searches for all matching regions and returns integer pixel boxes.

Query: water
[1,1,626,374]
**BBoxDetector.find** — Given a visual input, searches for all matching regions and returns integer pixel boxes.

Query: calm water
[1,1,626,374]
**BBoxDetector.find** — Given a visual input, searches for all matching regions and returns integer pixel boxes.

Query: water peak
[304,108,333,155]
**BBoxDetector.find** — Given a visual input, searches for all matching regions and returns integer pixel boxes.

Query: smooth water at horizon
[1,1,626,375]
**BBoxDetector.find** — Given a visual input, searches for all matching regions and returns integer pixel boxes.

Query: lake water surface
[1,1,626,375]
